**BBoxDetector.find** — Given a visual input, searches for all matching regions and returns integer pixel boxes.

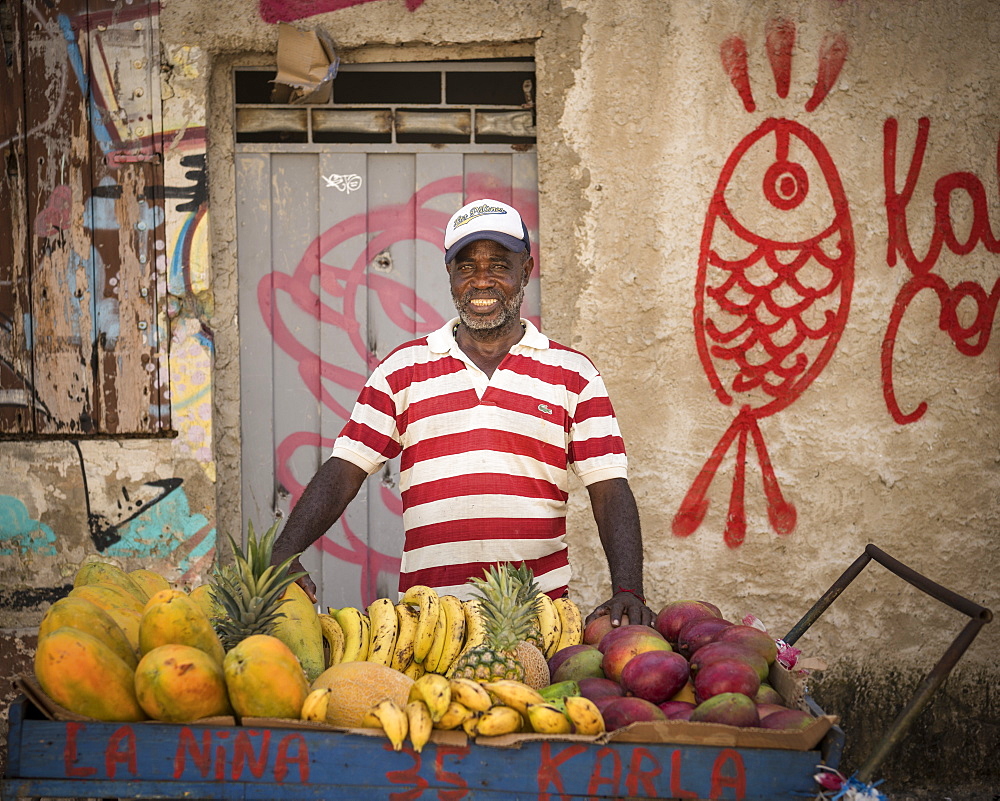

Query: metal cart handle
[782,543,993,784]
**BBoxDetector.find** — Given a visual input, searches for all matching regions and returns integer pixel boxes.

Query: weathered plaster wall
[2,0,996,792]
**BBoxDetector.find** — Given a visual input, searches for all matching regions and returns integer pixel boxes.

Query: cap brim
[444,231,528,264]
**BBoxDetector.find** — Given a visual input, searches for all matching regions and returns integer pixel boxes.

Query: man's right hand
[287,556,318,604]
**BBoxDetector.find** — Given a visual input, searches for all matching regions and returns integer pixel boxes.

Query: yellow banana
[403,659,426,680]
[423,605,449,674]
[526,702,573,735]
[462,599,487,649]
[405,700,433,753]
[391,603,419,672]
[408,672,451,722]
[361,698,408,751]
[461,712,482,737]
[564,696,606,735]
[535,592,563,659]
[318,613,346,667]
[473,704,523,737]
[446,599,487,677]
[300,687,332,723]
[482,680,544,715]
[433,700,474,730]
[448,677,493,713]
[335,606,371,662]
[365,598,399,666]
[402,585,440,664]
[553,598,583,652]
[432,595,467,676]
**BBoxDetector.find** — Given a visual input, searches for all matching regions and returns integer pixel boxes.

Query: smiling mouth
[469,298,498,309]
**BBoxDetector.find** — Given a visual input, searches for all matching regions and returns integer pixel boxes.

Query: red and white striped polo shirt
[331,318,628,599]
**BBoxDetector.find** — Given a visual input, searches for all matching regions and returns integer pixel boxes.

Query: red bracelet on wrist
[616,587,645,603]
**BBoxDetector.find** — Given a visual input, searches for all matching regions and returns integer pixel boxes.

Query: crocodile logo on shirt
[537,404,553,415]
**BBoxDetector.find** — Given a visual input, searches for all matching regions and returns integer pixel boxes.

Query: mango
[139,591,225,664]
[690,692,760,727]
[135,644,233,722]
[224,634,309,720]
[38,596,137,669]
[34,627,145,721]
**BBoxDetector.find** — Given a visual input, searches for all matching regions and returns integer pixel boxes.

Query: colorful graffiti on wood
[674,21,855,547]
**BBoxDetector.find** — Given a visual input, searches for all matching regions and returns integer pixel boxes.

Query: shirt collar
[428,317,549,354]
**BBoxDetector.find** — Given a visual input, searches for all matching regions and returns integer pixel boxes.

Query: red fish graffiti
[673,22,855,547]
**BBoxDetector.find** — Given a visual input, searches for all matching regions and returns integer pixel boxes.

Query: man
[271,198,652,627]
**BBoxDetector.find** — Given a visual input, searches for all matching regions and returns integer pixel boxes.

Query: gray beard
[453,284,525,340]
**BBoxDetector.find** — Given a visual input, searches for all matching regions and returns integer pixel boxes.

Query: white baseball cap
[443,199,530,263]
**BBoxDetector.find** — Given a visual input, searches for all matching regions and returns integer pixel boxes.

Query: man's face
[448,239,532,335]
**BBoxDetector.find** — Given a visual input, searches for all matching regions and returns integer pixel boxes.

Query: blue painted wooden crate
[2,695,842,800]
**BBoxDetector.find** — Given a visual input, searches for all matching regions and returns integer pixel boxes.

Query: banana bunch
[360,671,606,748]
[316,589,584,680]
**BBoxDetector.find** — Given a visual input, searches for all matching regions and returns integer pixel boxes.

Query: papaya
[139,591,225,665]
[143,588,187,613]
[223,634,309,720]
[34,626,146,721]
[129,568,172,599]
[38,596,137,669]
[74,561,149,603]
[188,583,221,621]
[272,581,325,682]
[68,584,143,650]
[135,644,233,722]
[69,582,145,615]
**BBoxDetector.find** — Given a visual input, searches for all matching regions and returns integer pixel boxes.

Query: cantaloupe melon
[312,661,414,728]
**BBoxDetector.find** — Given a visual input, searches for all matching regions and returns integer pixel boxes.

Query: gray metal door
[236,149,540,608]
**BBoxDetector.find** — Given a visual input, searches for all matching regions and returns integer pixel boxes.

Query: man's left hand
[586,590,655,628]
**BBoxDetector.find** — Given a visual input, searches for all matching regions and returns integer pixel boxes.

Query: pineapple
[210,520,305,651]
[448,563,551,688]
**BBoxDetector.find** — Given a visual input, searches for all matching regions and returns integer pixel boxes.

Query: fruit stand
[1,694,841,800]
[2,543,990,801]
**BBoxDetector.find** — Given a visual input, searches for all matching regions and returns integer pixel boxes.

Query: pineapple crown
[209,519,306,650]
[468,562,543,652]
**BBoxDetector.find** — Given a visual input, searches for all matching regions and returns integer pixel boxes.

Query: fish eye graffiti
[674,20,855,547]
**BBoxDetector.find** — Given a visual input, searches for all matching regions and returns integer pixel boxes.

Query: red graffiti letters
[882,116,1000,424]
[232,729,271,780]
[537,742,589,800]
[710,749,748,797]
[63,721,97,778]
[105,726,137,779]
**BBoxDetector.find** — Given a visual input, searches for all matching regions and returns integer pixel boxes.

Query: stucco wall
[2,0,997,792]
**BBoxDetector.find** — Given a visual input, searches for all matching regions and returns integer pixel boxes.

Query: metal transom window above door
[234,60,536,145]
[235,60,541,608]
